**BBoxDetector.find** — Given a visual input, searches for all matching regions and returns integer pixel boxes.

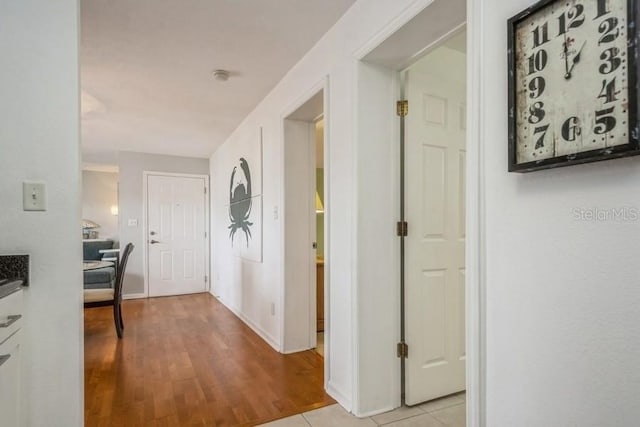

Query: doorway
[282,84,328,369]
[357,0,468,413]
[144,172,210,297]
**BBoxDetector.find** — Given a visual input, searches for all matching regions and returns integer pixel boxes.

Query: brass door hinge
[397,342,409,359]
[396,100,408,117]
[396,221,408,237]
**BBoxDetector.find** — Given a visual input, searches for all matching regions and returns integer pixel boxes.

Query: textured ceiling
[80,0,356,166]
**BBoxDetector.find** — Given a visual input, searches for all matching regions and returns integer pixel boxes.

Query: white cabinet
[0,289,23,427]
[0,331,21,426]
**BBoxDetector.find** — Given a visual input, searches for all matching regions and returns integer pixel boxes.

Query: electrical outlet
[128,218,138,227]
[270,303,275,316]
[273,206,279,220]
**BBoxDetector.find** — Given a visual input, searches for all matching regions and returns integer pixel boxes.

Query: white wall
[82,170,119,241]
[211,124,282,349]
[210,0,435,415]
[475,1,640,426]
[118,151,209,296]
[0,1,83,425]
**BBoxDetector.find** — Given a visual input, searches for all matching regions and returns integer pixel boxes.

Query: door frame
[354,0,484,424]
[142,171,210,298]
[280,76,330,384]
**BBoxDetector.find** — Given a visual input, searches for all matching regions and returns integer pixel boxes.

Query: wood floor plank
[84,293,333,426]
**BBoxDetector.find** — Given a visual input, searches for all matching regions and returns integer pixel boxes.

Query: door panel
[148,175,207,297]
[405,48,466,405]
[421,144,446,237]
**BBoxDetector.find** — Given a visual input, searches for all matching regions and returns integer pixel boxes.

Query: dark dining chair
[83,243,134,338]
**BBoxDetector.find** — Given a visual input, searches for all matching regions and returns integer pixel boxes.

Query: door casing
[280,78,330,390]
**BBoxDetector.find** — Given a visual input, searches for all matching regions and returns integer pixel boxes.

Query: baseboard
[123,293,146,300]
[219,298,281,352]
[282,345,315,354]
[355,404,397,419]
[327,381,352,413]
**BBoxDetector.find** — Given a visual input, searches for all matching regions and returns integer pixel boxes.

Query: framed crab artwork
[227,128,263,262]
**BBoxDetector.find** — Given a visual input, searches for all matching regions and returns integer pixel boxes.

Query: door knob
[150,240,160,244]
[150,231,157,236]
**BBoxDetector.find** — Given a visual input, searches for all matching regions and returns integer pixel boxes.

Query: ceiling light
[212,69,230,82]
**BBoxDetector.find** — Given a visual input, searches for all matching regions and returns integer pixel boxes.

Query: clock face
[513,0,631,165]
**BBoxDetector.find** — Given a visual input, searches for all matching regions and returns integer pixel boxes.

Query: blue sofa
[83,240,116,290]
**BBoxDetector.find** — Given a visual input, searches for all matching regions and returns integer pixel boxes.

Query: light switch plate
[23,182,46,211]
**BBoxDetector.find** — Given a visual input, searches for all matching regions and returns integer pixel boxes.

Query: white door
[404,46,466,405]
[147,174,207,297]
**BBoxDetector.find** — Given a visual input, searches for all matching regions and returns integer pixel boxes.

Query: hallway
[84,293,333,426]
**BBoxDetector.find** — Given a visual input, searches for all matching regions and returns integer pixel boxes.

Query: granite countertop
[0,255,29,287]
[0,279,24,299]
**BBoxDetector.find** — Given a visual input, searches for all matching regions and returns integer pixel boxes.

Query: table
[83,261,114,271]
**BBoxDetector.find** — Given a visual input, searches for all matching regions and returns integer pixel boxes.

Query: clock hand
[563,33,570,79]
[567,41,586,78]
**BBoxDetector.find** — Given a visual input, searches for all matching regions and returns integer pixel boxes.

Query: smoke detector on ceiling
[212,69,230,82]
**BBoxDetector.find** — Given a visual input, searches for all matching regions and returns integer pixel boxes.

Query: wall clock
[508,0,640,172]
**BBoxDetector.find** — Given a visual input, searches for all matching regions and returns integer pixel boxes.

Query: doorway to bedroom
[282,85,328,376]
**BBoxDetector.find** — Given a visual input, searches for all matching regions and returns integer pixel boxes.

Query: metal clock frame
[507,0,640,172]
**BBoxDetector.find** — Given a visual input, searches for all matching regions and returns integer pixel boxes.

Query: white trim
[278,116,286,354]
[357,405,397,419]
[308,120,317,351]
[352,0,436,60]
[122,292,146,300]
[142,171,210,298]
[321,75,331,392]
[281,78,327,119]
[399,22,466,70]
[220,296,281,352]
[82,162,119,173]
[349,55,360,416]
[327,381,352,414]
[466,0,486,425]
[281,345,315,355]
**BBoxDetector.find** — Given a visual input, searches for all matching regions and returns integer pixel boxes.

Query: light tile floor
[259,392,465,427]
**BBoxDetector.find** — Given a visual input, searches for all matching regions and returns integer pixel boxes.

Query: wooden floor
[84,293,334,426]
